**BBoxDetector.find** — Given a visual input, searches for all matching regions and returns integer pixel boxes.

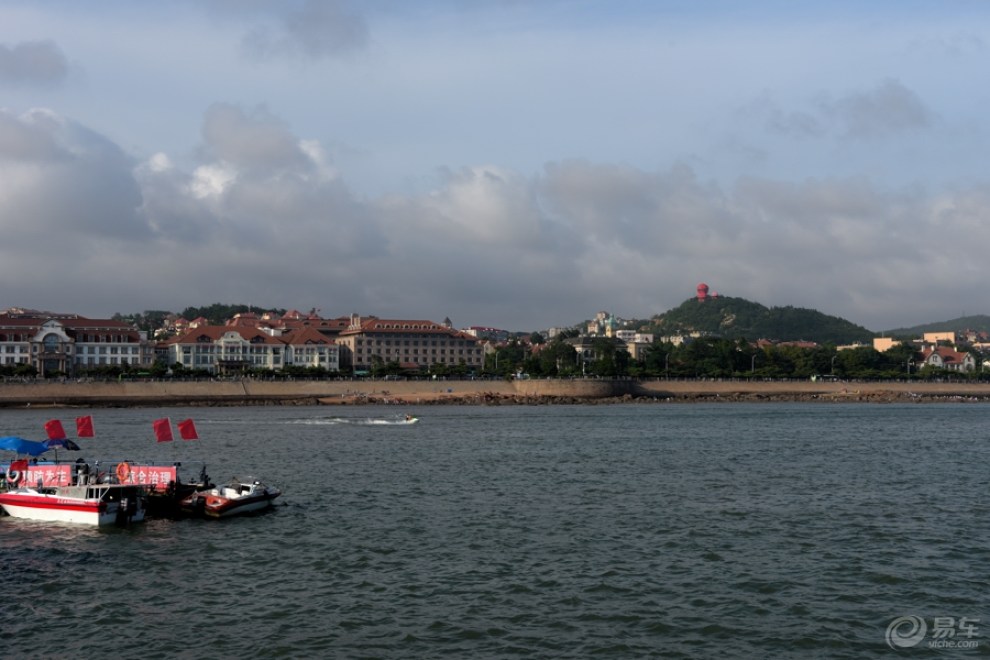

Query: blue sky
[2,1,989,332]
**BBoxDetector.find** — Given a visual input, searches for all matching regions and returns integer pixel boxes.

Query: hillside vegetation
[885,315,990,337]
[642,296,874,344]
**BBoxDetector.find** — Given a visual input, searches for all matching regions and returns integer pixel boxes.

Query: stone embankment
[3,378,990,407]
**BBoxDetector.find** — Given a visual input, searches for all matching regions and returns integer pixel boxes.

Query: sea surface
[1,403,988,659]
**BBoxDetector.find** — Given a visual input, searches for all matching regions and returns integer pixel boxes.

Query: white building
[161,325,339,374]
[0,312,153,376]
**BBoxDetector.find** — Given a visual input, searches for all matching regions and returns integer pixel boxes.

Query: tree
[588,338,630,377]
[14,363,37,378]
[486,340,527,376]
[429,362,450,378]
[535,339,577,377]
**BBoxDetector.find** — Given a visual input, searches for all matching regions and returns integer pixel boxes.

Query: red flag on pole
[76,415,95,438]
[177,419,198,440]
[44,419,67,440]
[153,418,174,443]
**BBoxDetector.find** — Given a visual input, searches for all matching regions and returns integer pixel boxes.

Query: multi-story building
[335,314,484,373]
[160,325,339,374]
[0,311,154,376]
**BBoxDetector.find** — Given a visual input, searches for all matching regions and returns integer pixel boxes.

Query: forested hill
[884,315,990,337]
[644,296,874,344]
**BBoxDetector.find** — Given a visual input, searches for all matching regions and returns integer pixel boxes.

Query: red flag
[76,415,95,438]
[177,419,198,440]
[44,419,67,440]
[153,418,174,443]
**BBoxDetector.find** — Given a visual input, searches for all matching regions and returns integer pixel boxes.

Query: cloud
[760,79,934,141]
[0,109,63,160]
[825,79,934,139]
[199,103,313,173]
[141,103,378,257]
[0,40,68,85]
[1,99,988,332]
[209,0,369,61]
[0,108,145,246]
[537,160,739,257]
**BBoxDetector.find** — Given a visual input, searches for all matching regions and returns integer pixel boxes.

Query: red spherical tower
[696,282,709,302]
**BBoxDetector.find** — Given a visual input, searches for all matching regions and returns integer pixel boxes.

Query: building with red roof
[0,311,154,376]
[160,324,339,374]
[336,314,483,373]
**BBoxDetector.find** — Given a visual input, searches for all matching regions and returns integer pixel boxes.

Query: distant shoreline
[2,378,990,407]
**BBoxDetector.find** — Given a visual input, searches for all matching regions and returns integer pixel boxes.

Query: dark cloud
[0,40,68,85]
[214,0,369,61]
[0,110,63,160]
[826,79,934,139]
[0,109,145,244]
[761,80,934,141]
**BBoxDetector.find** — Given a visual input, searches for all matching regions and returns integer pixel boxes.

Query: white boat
[0,483,146,526]
[180,478,280,519]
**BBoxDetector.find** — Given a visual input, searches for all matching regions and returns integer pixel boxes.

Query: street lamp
[830,355,838,375]
[751,353,757,375]
[907,359,914,378]
[665,352,670,380]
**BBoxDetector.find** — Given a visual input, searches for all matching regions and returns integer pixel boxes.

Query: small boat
[180,478,281,519]
[0,483,146,526]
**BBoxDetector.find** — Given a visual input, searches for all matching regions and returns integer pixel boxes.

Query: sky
[2,0,989,333]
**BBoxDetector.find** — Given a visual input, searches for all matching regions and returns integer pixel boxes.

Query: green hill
[884,315,990,338]
[644,296,874,344]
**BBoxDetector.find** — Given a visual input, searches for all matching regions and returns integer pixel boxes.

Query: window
[43,333,59,352]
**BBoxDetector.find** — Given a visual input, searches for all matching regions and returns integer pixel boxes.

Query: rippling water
[2,403,989,658]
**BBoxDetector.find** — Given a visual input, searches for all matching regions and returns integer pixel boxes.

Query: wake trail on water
[289,417,417,426]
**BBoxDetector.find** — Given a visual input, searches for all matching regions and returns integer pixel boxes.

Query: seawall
[2,378,990,407]
[0,379,631,407]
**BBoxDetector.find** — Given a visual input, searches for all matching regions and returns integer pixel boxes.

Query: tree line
[485,336,986,381]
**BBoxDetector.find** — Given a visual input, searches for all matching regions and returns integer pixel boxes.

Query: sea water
[1,403,988,658]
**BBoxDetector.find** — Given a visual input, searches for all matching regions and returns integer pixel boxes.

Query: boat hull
[0,486,146,526]
[181,481,281,519]
[204,493,279,518]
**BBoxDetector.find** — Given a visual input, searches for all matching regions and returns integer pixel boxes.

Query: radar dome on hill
[696,283,718,302]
